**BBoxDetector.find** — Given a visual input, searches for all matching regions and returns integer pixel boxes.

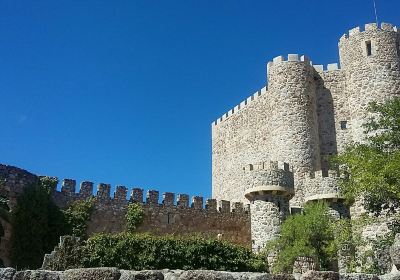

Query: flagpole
[373,0,379,25]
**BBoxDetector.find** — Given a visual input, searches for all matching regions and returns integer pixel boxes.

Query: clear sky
[1,0,399,200]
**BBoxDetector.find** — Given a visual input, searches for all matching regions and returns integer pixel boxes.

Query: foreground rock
[0,268,387,280]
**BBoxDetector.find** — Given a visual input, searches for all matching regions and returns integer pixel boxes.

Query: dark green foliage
[125,203,144,232]
[63,199,95,239]
[333,98,400,215]
[266,202,336,273]
[10,180,69,269]
[81,233,267,272]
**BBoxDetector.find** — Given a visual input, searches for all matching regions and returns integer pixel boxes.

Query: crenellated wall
[0,164,251,267]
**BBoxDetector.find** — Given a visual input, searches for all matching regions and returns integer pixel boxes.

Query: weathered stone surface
[390,234,400,270]
[12,270,62,280]
[62,267,121,280]
[300,271,339,280]
[379,271,400,280]
[0,267,15,280]
[120,270,164,280]
[340,273,379,280]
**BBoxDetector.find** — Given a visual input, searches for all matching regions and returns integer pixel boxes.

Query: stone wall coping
[304,193,344,202]
[245,185,295,200]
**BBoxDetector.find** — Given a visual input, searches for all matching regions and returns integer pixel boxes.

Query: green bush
[81,232,266,272]
[265,202,336,273]
[125,203,144,232]
[10,178,69,269]
[63,199,95,239]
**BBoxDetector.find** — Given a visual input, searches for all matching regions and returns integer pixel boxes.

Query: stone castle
[212,22,400,251]
[0,22,399,269]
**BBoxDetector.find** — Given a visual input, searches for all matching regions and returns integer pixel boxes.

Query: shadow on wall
[316,74,338,174]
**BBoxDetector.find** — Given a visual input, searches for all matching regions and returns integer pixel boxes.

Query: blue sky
[1,0,399,200]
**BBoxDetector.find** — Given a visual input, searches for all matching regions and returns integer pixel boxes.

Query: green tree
[266,202,337,273]
[334,98,400,215]
[10,178,68,269]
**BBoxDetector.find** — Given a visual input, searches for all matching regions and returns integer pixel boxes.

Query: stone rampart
[0,164,251,258]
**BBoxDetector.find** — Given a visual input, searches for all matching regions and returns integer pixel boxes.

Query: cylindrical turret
[244,161,294,252]
[339,23,400,142]
[267,54,321,207]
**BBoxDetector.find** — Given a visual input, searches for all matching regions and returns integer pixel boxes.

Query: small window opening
[167,213,172,224]
[397,42,400,57]
[277,201,281,212]
[366,41,372,56]
[340,121,347,130]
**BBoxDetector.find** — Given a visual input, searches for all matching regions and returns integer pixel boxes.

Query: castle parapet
[97,183,111,201]
[339,22,398,42]
[212,86,268,126]
[243,161,294,200]
[304,170,343,202]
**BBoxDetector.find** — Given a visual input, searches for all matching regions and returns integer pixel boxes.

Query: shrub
[81,232,267,272]
[125,203,144,232]
[63,198,95,239]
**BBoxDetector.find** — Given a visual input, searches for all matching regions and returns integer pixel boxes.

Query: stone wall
[1,267,393,280]
[0,164,251,267]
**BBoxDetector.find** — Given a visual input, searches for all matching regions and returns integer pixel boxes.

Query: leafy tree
[125,203,144,232]
[265,202,336,273]
[10,178,69,269]
[333,98,400,215]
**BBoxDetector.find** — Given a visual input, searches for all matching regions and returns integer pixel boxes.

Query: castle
[212,22,400,251]
[0,22,399,269]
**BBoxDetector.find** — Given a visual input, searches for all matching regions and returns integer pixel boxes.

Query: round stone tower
[339,23,400,142]
[244,161,294,252]
[266,54,320,207]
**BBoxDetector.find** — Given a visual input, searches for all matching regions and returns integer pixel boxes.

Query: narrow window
[167,213,172,224]
[340,121,347,130]
[397,42,400,57]
[277,201,281,212]
[366,41,372,56]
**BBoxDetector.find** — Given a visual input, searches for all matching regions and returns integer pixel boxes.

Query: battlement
[243,161,294,200]
[313,63,341,73]
[53,178,249,214]
[340,22,398,42]
[212,86,267,126]
[304,170,343,202]
[267,54,311,70]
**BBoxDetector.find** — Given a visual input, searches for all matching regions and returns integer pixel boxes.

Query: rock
[13,270,62,280]
[0,268,15,280]
[390,234,400,270]
[62,267,121,280]
[178,270,236,280]
[301,271,339,280]
[379,270,400,280]
[340,273,379,280]
[120,270,164,280]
